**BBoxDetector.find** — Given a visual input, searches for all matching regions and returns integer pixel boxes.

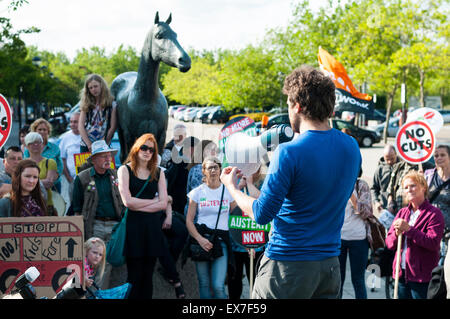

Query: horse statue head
[145,12,191,72]
[111,12,191,162]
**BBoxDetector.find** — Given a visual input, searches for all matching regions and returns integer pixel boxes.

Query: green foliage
[162,46,281,111]
[1,0,448,117]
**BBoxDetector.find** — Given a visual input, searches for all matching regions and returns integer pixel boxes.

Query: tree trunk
[419,68,425,108]
[383,83,398,144]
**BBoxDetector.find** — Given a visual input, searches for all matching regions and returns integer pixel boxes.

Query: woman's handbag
[189,186,225,262]
[106,175,151,267]
[367,216,386,251]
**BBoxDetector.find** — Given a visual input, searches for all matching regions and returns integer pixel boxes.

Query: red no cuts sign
[0,94,12,149]
[395,120,435,164]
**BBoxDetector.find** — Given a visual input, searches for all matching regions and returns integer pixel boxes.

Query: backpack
[427,265,447,299]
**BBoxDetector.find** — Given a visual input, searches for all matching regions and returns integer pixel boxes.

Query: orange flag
[318,47,372,101]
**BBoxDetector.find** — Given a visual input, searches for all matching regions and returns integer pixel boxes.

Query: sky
[0,0,327,60]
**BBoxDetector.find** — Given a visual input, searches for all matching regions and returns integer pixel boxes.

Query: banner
[318,47,374,115]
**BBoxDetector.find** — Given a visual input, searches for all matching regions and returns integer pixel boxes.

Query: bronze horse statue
[111,12,191,162]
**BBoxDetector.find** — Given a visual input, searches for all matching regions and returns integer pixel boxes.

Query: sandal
[173,282,186,299]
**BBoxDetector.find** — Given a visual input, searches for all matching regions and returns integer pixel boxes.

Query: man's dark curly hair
[282,65,335,122]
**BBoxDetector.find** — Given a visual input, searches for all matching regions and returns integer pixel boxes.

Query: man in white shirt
[59,111,81,205]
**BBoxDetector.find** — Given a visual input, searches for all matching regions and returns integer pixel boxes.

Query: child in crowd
[84,237,106,289]
[78,74,117,152]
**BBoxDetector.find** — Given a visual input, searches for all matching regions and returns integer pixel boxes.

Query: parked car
[255,113,290,134]
[173,106,187,120]
[229,110,270,122]
[207,107,229,124]
[335,109,386,125]
[183,107,200,122]
[368,117,400,138]
[64,102,80,122]
[193,106,213,122]
[330,118,381,147]
[49,114,68,136]
[439,109,450,123]
[168,105,184,117]
[267,107,288,114]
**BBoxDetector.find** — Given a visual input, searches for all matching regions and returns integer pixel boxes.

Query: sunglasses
[140,145,155,153]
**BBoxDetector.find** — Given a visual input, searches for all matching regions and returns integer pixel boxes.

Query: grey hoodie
[371,157,397,208]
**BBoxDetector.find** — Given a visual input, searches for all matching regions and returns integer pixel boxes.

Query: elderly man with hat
[72,140,126,289]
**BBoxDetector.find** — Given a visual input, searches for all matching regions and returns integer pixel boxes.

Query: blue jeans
[339,239,369,299]
[195,241,228,299]
[398,273,429,299]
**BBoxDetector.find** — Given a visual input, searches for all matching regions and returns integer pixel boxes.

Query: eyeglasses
[205,165,220,171]
[140,145,155,153]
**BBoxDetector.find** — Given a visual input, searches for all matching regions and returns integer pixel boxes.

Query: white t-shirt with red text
[188,183,234,231]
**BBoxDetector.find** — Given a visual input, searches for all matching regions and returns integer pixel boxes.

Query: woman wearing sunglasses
[118,133,185,299]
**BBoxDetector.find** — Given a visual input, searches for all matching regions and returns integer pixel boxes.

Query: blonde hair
[30,118,52,137]
[80,74,114,112]
[402,171,429,199]
[84,237,106,281]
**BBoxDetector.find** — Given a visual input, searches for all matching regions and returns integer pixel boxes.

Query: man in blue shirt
[221,65,361,298]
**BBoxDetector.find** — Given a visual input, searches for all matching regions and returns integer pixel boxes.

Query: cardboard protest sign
[395,120,435,164]
[0,216,84,298]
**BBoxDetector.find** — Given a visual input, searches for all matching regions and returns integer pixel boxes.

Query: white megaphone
[225,124,294,176]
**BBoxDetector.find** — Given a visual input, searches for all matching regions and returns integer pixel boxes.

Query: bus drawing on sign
[0,218,84,297]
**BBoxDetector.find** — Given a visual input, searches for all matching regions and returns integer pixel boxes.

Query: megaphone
[225,124,294,176]
[13,266,40,299]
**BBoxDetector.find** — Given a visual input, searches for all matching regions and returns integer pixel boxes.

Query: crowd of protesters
[0,70,449,300]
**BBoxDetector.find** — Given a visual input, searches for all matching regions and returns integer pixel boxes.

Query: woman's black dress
[124,165,168,257]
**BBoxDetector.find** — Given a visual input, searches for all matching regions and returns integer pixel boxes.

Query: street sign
[0,94,13,149]
[395,120,435,164]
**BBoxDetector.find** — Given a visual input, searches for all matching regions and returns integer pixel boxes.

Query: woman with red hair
[118,133,184,299]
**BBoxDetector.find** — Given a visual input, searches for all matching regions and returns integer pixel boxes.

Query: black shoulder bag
[189,185,225,262]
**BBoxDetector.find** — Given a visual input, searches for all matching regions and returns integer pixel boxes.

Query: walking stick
[249,248,254,298]
[394,233,402,299]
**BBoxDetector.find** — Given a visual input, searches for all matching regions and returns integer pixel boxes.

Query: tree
[162,54,221,106]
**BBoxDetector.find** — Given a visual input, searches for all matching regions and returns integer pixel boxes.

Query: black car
[196,106,219,123]
[207,107,229,124]
[255,113,290,134]
[330,118,381,147]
